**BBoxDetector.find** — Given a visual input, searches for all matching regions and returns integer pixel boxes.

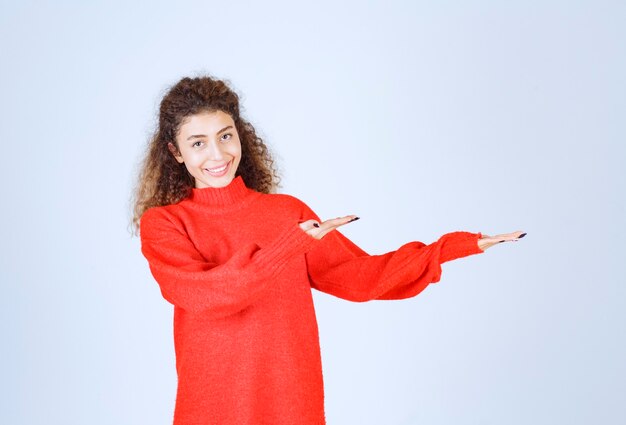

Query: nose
[206,139,225,161]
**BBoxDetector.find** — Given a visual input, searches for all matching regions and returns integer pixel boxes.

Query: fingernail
[348,217,360,223]
[313,223,320,228]
[519,233,527,238]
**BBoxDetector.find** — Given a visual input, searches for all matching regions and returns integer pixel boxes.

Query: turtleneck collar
[189,176,256,208]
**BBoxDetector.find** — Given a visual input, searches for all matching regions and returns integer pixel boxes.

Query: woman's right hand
[299,215,359,240]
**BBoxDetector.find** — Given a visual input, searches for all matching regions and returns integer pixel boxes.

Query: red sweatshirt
[140,176,483,424]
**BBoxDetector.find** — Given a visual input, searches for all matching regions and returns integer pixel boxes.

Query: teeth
[207,164,228,173]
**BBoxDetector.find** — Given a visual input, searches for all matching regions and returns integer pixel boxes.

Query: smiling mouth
[204,161,230,176]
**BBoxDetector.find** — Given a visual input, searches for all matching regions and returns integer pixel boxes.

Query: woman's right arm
[140,208,317,316]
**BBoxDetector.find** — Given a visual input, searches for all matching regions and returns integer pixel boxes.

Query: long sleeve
[140,207,317,316]
[306,226,483,302]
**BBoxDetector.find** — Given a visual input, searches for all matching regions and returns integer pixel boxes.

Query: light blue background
[1,1,624,424]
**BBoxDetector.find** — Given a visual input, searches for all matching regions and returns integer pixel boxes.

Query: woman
[133,75,525,424]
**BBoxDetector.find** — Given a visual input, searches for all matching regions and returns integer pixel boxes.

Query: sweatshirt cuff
[254,222,319,274]
[439,231,484,264]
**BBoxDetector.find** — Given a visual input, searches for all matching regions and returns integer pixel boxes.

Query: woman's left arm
[301,213,524,302]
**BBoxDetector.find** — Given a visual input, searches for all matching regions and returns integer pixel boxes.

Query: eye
[192,140,204,148]
[221,133,232,142]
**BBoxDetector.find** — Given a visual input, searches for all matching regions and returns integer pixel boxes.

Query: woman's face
[171,110,242,189]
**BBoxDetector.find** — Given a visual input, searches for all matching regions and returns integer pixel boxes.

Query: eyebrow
[186,125,234,141]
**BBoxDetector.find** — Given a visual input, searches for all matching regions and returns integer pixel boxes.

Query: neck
[189,176,253,207]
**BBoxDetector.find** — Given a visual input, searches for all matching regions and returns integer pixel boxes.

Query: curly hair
[132,76,279,232]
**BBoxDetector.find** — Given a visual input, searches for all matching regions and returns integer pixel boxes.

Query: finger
[486,231,526,245]
[478,230,526,250]
[495,231,526,242]
[319,215,358,231]
[315,215,358,238]
[298,219,321,232]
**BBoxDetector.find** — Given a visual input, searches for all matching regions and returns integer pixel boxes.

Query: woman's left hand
[478,231,526,251]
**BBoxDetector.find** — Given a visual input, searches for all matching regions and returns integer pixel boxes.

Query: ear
[168,142,184,164]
